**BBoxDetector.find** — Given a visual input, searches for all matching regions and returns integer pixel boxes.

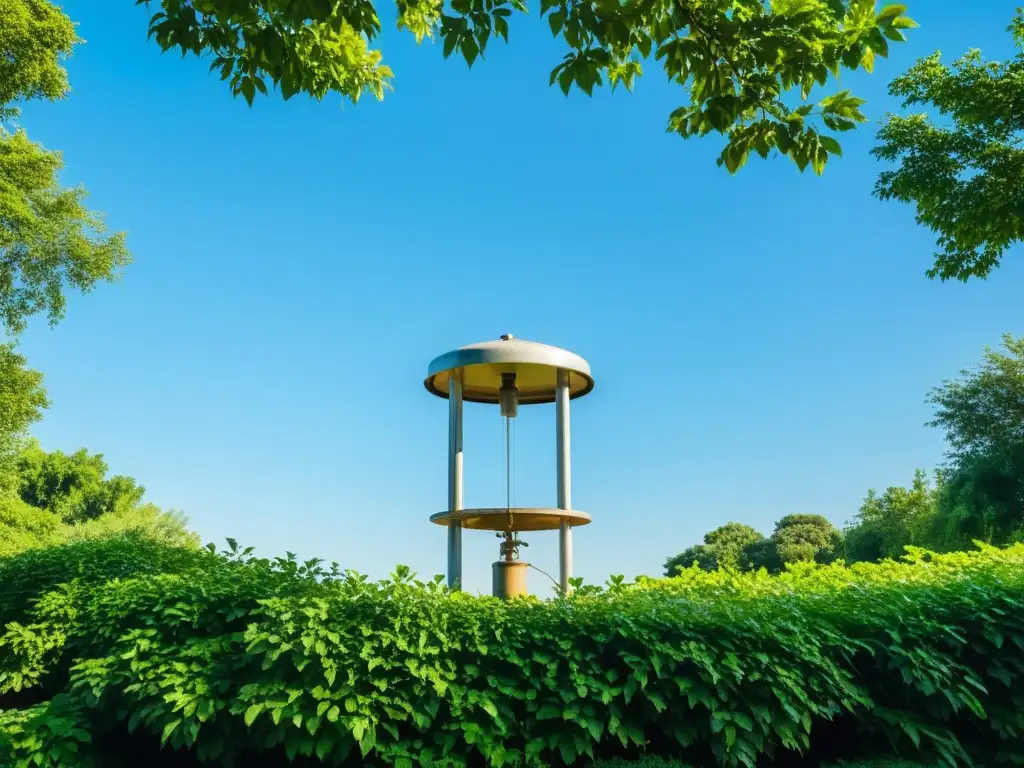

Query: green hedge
[1,537,1023,767]
[589,761,930,768]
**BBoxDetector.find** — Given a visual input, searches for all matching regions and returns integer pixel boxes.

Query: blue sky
[18,1,1023,594]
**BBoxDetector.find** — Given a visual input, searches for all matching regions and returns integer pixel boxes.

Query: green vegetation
[1,537,1022,766]
[0,337,1018,768]
[874,9,1024,281]
[137,0,917,175]
[590,760,931,768]
[662,522,762,575]
[0,0,129,338]
[0,346,48,493]
[0,442,198,558]
[2,4,1021,767]
[666,334,1024,575]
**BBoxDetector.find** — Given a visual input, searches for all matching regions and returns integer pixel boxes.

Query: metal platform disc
[430,507,592,531]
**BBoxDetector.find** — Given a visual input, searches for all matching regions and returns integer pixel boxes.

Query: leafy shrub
[590,759,692,768]
[1,540,1023,767]
[0,497,62,557]
[0,533,210,625]
[0,496,199,560]
[589,761,928,768]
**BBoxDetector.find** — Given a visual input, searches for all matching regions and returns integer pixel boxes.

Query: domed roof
[424,335,594,405]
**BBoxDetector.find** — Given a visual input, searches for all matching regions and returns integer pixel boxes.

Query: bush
[1,540,1023,767]
[0,494,199,560]
[0,498,62,557]
[591,759,692,768]
[0,533,211,625]
[589,761,927,768]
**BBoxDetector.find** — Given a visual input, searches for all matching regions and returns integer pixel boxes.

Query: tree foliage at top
[663,522,763,575]
[0,0,130,337]
[139,0,916,174]
[873,10,1024,281]
[0,0,74,117]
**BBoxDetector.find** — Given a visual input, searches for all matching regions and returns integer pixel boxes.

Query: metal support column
[447,371,464,590]
[556,368,572,594]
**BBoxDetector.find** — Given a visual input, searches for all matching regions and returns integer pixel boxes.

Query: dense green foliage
[0,0,74,116]
[0,346,48,494]
[2,536,1023,767]
[930,445,1024,551]
[873,10,1024,281]
[662,522,762,575]
[139,0,915,174]
[0,0,130,337]
[743,513,842,570]
[928,334,1024,461]
[0,442,198,558]
[15,441,145,524]
[590,760,929,768]
[665,514,843,575]
[925,334,1024,551]
[843,469,939,564]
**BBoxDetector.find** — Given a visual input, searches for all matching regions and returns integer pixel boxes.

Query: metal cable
[505,415,514,531]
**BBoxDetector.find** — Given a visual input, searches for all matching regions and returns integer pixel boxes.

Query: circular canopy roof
[424,335,594,405]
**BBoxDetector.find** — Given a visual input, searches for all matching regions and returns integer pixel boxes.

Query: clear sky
[18,1,1023,594]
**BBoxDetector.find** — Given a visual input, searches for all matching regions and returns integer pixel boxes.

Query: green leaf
[443,32,459,59]
[244,704,263,727]
[548,10,565,36]
[161,720,180,745]
[860,47,875,73]
[461,36,480,67]
[877,4,908,21]
[239,78,256,106]
[820,136,842,156]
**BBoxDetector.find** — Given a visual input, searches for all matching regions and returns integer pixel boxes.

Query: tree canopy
[15,441,146,525]
[927,334,1024,459]
[663,521,763,574]
[924,334,1024,549]
[843,469,938,563]
[664,516,842,575]
[0,441,197,557]
[0,345,48,494]
[873,10,1024,281]
[0,0,130,337]
[139,0,916,174]
[744,513,843,571]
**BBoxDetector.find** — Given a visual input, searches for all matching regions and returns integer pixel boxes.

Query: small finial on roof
[500,334,515,341]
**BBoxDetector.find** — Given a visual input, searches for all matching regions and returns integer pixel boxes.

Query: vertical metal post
[556,368,572,595]
[447,371,464,590]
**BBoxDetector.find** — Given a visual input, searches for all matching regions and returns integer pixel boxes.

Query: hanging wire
[511,417,516,513]
[501,408,506,512]
[505,415,514,531]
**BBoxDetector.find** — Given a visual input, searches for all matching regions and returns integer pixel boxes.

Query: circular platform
[430,507,592,531]
[424,336,594,405]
